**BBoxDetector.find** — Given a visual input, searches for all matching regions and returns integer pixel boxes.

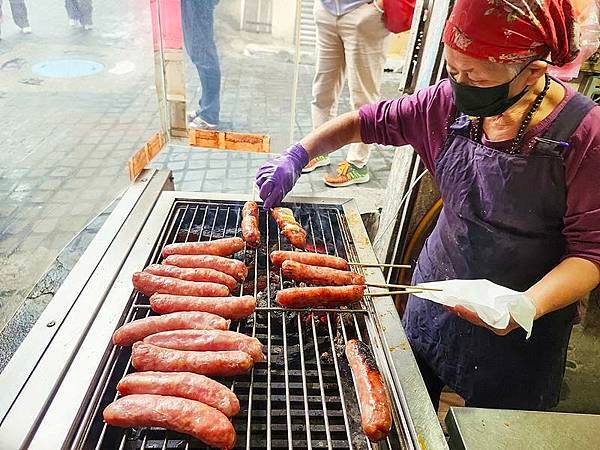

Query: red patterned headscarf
[442,0,580,66]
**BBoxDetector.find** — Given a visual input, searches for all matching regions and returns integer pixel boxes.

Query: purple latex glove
[255,143,309,210]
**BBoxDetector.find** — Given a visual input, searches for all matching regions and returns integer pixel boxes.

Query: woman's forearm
[300,111,363,160]
[527,257,600,319]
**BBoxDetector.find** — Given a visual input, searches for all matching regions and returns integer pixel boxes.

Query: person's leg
[311,1,346,130]
[65,0,79,21]
[8,0,30,29]
[181,0,221,126]
[339,3,389,168]
[77,0,93,27]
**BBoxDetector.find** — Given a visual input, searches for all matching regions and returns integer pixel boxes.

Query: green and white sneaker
[324,161,370,187]
[302,155,331,173]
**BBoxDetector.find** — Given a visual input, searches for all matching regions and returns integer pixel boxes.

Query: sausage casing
[103,394,236,449]
[241,201,261,247]
[132,272,230,297]
[270,250,349,270]
[132,342,254,377]
[144,329,265,362]
[345,339,392,442]
[271,207,307,249]
[163,254,248,281]
[112,311,229,346]
[150,293,256,320]
[275,285,365,308]
[281,260,365,286]
[162,236,245,258]
[144,264,237,291]
[116,371,240,417]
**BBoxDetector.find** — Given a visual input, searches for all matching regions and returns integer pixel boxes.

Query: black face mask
[449,68,530,117]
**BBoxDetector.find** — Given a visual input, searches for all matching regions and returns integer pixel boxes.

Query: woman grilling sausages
[255,0,600,411]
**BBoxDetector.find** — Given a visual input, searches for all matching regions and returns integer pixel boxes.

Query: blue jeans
[181,0,221,125]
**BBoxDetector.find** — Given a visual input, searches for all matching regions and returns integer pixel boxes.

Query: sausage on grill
[163,254,248,281]
[150,294,256,320]
[116,371,240,417]
[162,236,244,258]
[270,250,349,271]
[112,311,229,346]
[345,339,392,442]
[276,285,365,308]
[271,207,306,249]
[241,201,261,247]
[144,264,237,291]
[103,394,236,449]
[132,272,229,297]
[281,260,365,286]
[144,329,265,362]
[132,342,254,377]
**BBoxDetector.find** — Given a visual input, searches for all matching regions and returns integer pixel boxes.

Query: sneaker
[190,115,218,130]
[83,24,93,31]
[323,161,370,187]
[21,26,32,34]
[302,155,331,173]
[69,19,78,27]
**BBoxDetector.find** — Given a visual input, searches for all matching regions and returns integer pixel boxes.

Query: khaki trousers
[311,1,389,168]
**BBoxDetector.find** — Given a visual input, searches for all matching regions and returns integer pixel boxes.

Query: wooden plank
[188,129,271,153]
[127,132,166,181]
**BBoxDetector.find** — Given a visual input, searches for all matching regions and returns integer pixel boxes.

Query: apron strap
[533,93,598,156]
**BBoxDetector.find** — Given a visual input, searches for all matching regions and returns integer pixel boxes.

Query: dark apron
[403,93,597,410]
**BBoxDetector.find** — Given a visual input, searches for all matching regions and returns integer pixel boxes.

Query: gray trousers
[65,0,92,25]
[0,0,30,28]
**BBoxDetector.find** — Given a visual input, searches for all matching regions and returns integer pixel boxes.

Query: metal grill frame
[3,191,446,450]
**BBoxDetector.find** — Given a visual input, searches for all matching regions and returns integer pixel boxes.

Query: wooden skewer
[366,282,442,292]
[367,289,423,297]
[348,262,411,269]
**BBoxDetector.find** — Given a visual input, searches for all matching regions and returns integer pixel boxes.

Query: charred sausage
[162,236,245,258]
[241,201,261,247]
[281,260,365,286]
[270,250,349,271]
[132,342,254,377]
[345,339,392,442]
[271,207,306,249]
[163,254,248,281]
[112,311,229,346]
[275,285,365,308]
[144,264,237,291]
[116,371,240,417]
[150,294,256,320]
[103,394,236,449]
[132,272,230,297]
[144,329,265,362]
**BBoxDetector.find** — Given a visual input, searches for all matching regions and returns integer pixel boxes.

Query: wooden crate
[188,129,270,153]
[128,131,166,181]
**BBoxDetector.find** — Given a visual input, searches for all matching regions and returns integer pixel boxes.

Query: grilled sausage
[163,254,248,281]
[116,371,240,417]
[103,394,236,449]
[276,285,365,308]
[270,250,349,271]
[112,311,229,346]
[132,272,229,297]
[144,264,237,291]
[271,207,307,249]
[241,201,261,247]
[144,329,265,362]
[345,339,392,442]
[132,342,254,377]
[150,294,256,320]
[162,237,244,258]
[281,260,365,286]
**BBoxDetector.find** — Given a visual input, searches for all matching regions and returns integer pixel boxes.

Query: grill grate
[75,200,408,450]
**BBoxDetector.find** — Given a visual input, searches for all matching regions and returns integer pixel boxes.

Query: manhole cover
[32,59,104,78]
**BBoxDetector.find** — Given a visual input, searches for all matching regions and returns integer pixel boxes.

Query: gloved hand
[255,143,309,210]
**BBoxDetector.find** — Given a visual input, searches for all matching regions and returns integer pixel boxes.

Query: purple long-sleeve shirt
[359,79,600,265]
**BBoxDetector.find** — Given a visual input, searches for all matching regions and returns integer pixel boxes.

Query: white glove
[413,279,537,338]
